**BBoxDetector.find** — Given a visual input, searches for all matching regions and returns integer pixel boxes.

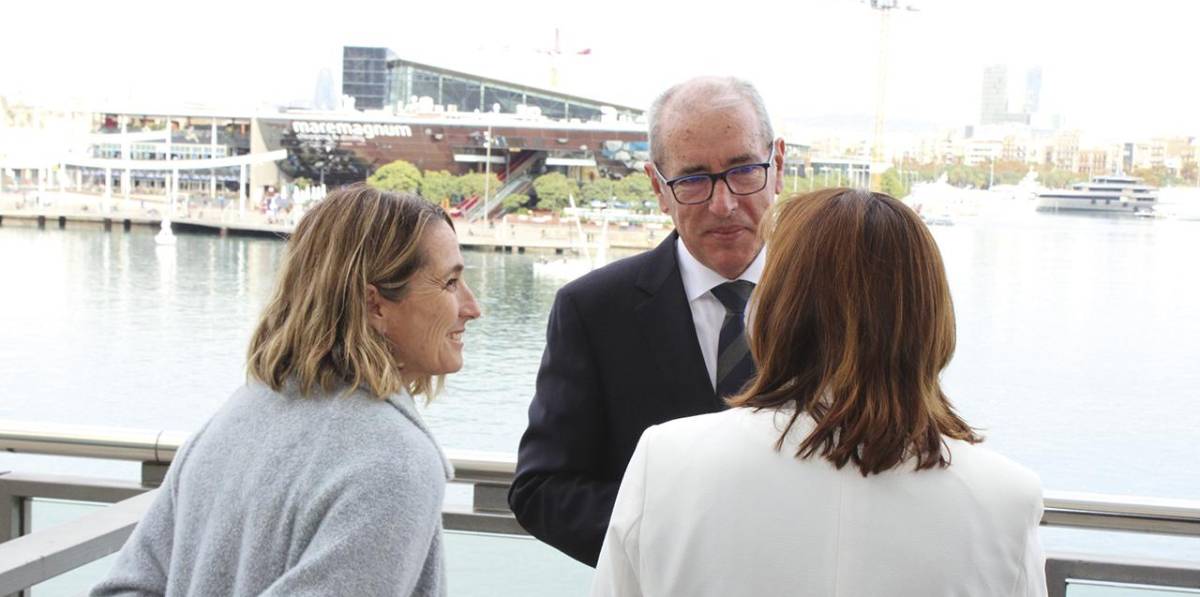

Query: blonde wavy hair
[246,184,453,399]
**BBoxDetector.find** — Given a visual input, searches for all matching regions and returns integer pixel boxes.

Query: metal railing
[2,420,1199,596]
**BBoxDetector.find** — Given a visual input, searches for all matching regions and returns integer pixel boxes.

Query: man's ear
[646,162,671,214]
[773,137,786,196]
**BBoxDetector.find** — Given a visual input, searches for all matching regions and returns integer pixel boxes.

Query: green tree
[1037,168,1081,189]
[366,160,423,193]
[1181,162,1199,186]
[909,162,942,183]
[580,179,617,203]
[531,172,577,212]
[781,175,838,196]
[501,192,530,212]
[457,172,502,199]
[1131,167,1173,187]
[615,172,653,203]
[420,170,458,204]
[879,169,910,198]
[991,160,1029,186]
[902,160,1076,190]
[944,164,987,189]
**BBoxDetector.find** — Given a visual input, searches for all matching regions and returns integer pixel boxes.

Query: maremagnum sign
[290,121,414,142]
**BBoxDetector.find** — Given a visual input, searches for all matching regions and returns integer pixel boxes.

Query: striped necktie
[710,280,756,400]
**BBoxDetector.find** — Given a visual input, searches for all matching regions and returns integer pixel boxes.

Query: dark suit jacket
[508,232,724,566]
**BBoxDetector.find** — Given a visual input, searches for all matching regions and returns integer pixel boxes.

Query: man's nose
[708,180,737,216]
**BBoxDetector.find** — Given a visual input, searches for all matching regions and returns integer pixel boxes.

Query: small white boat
[906,175,960,226]
[155,219,177,245]
[922,213,955,226]
[532,257,592,282]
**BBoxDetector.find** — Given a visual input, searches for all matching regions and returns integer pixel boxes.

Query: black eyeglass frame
[651,143,778,205]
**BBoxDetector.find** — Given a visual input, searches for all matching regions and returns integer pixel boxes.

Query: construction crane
[864,0,918,191]
[536,28,592,90]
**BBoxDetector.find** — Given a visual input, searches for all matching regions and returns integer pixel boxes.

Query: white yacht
[1036,175,1158,215]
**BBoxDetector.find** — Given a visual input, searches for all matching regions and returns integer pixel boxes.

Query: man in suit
[508,76,786,566]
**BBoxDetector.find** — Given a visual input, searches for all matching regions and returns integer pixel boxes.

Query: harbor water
[2,206,1199,594]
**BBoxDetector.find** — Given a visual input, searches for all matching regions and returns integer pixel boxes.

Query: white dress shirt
[676,238,766,390]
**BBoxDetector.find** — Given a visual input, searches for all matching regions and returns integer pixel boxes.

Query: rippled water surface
[2,211,1199,565]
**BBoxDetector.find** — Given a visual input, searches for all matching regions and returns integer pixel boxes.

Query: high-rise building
[313,68,337,111]
[341,46,391,111]
[980,65,1041,127]
[1023,67,1042,115]
[980,65,1009,125]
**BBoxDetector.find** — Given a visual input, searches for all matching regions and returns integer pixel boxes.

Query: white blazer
[591,407,1046,597]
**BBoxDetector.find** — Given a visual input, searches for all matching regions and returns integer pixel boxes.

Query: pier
[0,191,667,254]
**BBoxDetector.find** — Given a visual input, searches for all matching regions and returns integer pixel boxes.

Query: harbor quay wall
[0,192,669,253]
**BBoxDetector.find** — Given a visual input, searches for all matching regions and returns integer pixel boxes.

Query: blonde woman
[592,188,1045,597]
[93,185,481,596]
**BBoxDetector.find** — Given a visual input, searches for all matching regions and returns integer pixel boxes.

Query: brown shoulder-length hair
[246,184,453,399]
[729,187,981,475]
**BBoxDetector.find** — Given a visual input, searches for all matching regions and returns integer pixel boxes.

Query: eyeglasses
[652,144,776,205]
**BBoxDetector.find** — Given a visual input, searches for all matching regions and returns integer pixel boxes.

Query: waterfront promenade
[0,190,668,253]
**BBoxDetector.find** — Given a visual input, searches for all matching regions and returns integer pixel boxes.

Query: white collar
[676,236,766,302]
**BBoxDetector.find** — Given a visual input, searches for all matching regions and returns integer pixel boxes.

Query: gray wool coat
[90,380,454,597]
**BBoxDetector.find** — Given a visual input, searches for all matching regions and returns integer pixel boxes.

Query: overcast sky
[4,0,1197,141]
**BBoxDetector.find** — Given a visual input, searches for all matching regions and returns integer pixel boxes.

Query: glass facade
[439,75,483,113]
[526,95,567,120]
[410,69,441,104]
[483,87,524,114]
[342,46,390,110]
[81,114,253,195]
[566,104,601,122]
[381,56,642,122]
[93,143,230,160]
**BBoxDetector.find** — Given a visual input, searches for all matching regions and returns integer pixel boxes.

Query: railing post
[141,463,169,487]
[0,480,29,544]
[1045,558,1068,597]
[473,483,510,513]
[0,479,11,544]
[0,474,30,597]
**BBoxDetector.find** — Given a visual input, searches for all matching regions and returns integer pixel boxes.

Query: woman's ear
[364,284,386,333]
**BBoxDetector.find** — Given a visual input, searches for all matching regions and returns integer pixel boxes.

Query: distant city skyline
[4,0,1198,140]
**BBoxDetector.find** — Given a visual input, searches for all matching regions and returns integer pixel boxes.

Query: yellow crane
[864,0,918,191]
[537,28,592,90]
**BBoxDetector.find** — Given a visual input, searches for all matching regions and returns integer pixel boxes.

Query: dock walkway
[0,192,668,253]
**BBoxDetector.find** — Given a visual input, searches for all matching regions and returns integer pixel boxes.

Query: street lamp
[316,140,335,188]
[483,123,493,224]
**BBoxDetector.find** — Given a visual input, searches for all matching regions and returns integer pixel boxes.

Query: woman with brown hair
[92,185,480,596]
[592,188,1046,596]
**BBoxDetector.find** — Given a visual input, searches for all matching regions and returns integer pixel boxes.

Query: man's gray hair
[646,76,775,169]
